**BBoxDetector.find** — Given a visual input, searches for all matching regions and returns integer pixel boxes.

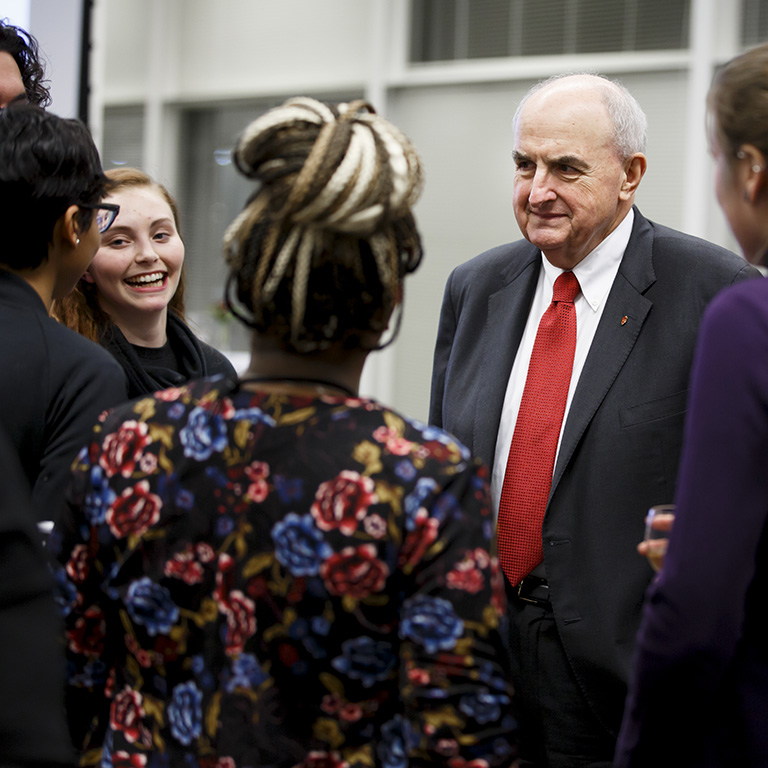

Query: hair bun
[233,97,422,235]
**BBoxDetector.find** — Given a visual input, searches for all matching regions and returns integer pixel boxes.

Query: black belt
[515,574,550,605]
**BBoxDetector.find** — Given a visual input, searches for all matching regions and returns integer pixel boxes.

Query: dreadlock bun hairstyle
[223,97,424,353]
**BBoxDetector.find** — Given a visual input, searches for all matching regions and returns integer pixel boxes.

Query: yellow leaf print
[319,671,345,696]
[148,423,175,449]
[352,441,383,476]
[242,552,274,578]
[205,691,222,737]
[278,407,316,425]
[383,411,405,435]
[234,420,251,449]
[373,481,404,514]
[133,397,157,422]
[313,717,345,748]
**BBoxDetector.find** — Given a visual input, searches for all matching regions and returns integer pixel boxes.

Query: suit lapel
[473,246,540,467]
[551,210,656,495]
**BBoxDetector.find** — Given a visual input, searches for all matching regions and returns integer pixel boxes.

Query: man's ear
[619,153,647,200]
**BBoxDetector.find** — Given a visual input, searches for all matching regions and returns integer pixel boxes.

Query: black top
[0,270,129,523]
[101,312,237,398]
[0,425,74,767]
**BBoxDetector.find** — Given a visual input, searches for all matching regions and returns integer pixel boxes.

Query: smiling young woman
[53,168,236,397]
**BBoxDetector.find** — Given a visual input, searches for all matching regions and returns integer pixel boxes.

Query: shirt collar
[540,208,634,312]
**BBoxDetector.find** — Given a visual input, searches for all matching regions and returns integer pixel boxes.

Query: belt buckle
[517,575,549,605]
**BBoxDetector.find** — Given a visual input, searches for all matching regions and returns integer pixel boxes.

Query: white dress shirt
[491,209,635,516]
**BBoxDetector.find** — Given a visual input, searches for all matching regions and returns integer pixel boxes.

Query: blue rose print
[433,490,462,521]
[332,636,396,688]
[403,477,439,529]
[226,653,269,692]
[83,464,116,526]
[233,406,276,426]
[179,407,228,460]
[125,577,179,636]
[167,402,186,420]
[378,714,417,768]
[53,565,78,617]
[400,594,464,653]
[272,512,332,576]
[68,658,108,688]
[191,654,214,691]
[459,690,511,724]
[274,474,303,504]
[167,680,203,745]
[395,460,417,482]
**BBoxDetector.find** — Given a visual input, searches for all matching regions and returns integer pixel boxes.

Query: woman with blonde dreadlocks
[53,97,519,767]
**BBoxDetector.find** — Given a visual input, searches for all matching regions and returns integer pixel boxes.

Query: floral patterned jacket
[53,376,518,768]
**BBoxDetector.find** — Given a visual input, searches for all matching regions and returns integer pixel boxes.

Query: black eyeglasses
[79,202,120,234]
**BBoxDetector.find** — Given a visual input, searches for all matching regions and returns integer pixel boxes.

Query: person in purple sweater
[615,43,768,768]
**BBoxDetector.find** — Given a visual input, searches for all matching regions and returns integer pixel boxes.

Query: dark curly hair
[0,19,51,107]
[223,97,424,354]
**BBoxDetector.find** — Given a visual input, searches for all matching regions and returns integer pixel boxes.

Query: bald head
[513,73,647,161]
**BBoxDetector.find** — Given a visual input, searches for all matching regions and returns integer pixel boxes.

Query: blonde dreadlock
[222,97,424,353]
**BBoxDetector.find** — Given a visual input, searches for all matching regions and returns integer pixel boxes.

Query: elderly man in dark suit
[429,73,760,767]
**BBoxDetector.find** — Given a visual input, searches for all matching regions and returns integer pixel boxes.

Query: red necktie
[497,271,580,585]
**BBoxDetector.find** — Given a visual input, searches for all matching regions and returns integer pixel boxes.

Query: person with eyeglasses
[53,168,236,399]
[0,105,128,525]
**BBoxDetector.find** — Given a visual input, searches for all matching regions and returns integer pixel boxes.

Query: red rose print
[293,751,349,768]
[67,604,106,657]
[220,590,256,656]
[446,564,484,594]
[446,550,488,594]
[164,548,205,585]
[279,643,300,666]
[399,508,439,570]
[99,421,152,478]
[112,753,147,768]
[110,686,146,744]
[155,386,187,402]
[66,543,91,583]
[106,481,162,539]
[310,471,376,535]
[196,542,215,563]
[320,544,389,599]
[247,478,269,503]
[372,426,414,456]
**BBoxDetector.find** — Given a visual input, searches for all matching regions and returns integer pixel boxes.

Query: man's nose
[528,169,557,205]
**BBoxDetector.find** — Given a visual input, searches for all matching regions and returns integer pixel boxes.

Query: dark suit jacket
[0,425,74,767]
[429,208,760,734]
[0,270,128,523]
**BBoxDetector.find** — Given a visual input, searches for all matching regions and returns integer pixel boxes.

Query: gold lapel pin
[620,315,628,326]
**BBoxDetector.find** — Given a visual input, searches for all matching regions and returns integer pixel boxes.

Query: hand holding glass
[640,504,676,573]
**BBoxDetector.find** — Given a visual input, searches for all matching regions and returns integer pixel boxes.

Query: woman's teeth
[126,272,165,287]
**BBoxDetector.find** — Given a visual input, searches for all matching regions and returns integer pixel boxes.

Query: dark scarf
[102,313,212,399]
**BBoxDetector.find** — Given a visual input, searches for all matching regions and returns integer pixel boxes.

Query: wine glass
[643,504,676,573]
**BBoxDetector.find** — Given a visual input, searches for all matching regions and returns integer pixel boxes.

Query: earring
[736,150,763,173]
[76,238,80,245]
